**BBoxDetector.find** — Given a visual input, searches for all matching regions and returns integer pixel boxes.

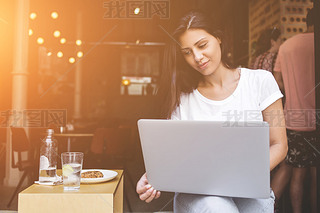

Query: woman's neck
[268,46,278,53]
[200,64,238,88]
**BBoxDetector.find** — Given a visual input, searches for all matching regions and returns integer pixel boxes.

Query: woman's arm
[262,98,288,171]
[273,71,285,95]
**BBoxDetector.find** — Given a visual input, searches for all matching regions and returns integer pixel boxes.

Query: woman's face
[179,29,222,76]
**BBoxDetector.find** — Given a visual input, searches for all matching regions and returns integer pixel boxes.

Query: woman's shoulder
[241,67,272,79]
[180,90,196,102]
[240,68,275,90]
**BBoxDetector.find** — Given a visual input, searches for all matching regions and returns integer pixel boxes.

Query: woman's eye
[199,43,207,48]
[183,50,191,55]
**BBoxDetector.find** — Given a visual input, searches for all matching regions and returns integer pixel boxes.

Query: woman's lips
[199,61,209,69]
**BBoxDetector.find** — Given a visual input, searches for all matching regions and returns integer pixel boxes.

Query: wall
[248,0,313,65]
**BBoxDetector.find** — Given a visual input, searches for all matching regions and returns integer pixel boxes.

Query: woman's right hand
[136,173,161,203]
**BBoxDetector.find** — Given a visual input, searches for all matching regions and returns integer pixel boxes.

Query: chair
[0,143,5,162]
[89,127,129,167]
[7,127,36,207]
[88,127,135,211]
[0,143,6,184]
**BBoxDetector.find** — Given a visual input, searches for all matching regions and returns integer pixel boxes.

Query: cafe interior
[0,0,319,212]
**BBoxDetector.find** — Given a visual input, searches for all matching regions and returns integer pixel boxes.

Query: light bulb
[77,51,83,58]
[76,40,82,46]
[60,38,66,44]
[57,51,63,58]
[30,13,37,20]
[53,30,61,38]
[134,8,140,15]
[37,37,44,44]
[122,79,130,86]
[51,12,58,19]
[69,57,75,63]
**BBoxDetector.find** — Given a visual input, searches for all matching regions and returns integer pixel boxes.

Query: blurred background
[0,0,317,212]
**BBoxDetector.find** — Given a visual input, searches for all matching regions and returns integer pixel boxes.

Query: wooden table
[18,170,123,213]
[53,133,94,152]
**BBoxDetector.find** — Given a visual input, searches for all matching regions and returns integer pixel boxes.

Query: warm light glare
[37,37,44,45]
[47,52,52,56]
[30,13,37,20]
[29,29,33,36]
[69,57,76,63]
[136,40,140,44]
[53,30,61,38]
[122,79,130,86]
[51,12,58,19]
[57,51,63,58]
[60,38,66,44]
[77,51,83,58]
[76,40,82,46]
[134,8,140,14]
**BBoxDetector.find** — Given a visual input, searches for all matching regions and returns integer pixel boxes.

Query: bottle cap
[46,129,54,135]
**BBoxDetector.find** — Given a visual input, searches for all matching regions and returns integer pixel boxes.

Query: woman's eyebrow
[194,37,206,45]
[181,37,207,50]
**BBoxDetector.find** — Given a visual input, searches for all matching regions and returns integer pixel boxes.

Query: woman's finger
[155,191,161,199]
[136,173,149,194]
[145,188,157,203]
[139,187,154,201]
[136,183,151,194]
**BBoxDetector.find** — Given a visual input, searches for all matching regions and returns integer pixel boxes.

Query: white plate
[81,169,118,184]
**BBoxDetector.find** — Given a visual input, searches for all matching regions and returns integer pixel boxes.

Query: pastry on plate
[81,171,104,178]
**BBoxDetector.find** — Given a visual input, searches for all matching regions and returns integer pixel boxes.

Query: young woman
[136,10,287,212]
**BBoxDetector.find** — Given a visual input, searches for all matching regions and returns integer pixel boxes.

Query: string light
[30,13,37,20]
[77,51,83,58]
[57,51,63,58]
[51,12,58,19]
[37,37,44,45]
[47,52,52,56]
[60,38,66,44]
[69,57,75,63]
[53,30,61,38]
[76,40,82,46]
[29,29,33,36]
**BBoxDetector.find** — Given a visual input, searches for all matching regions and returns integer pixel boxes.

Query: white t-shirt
[171,68,283,122]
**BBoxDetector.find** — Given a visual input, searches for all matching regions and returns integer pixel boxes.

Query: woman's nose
[193,51,203,63]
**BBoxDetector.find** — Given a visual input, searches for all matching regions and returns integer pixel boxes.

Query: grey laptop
[138,119,270,199]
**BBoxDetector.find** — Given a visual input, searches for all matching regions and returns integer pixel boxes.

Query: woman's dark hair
[255,27,281,56]
[306,8,314,28]
[156,10,235,119]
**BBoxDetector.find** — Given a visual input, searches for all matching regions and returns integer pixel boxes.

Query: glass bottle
[39,129,58,182]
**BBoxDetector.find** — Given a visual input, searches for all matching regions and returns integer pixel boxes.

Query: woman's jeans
[174,190,275,213]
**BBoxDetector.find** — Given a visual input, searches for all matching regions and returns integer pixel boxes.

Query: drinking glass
[61,152,84,191]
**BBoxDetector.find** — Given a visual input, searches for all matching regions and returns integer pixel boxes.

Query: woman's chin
[197,67,215,76]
